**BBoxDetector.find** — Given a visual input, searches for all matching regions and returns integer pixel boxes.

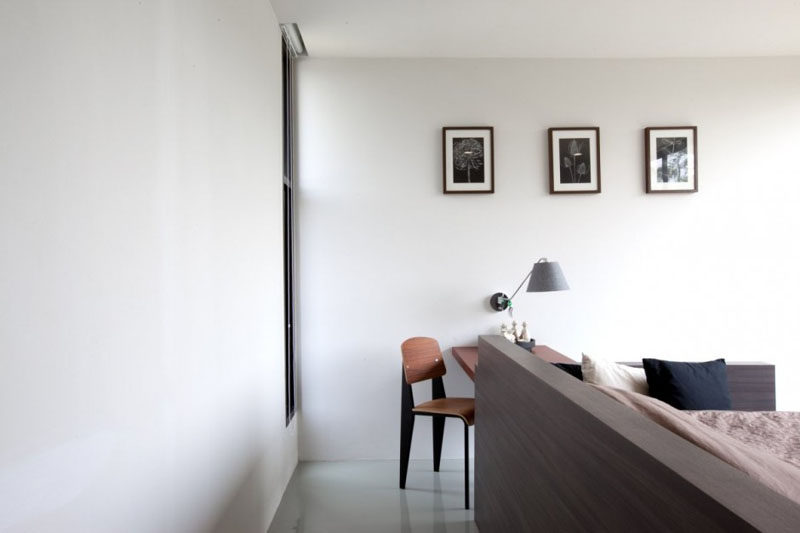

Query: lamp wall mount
[490,292,510,311]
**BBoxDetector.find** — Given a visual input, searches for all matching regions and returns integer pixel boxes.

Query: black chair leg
[400,369,415,489]
[400,411,414,489]
[433,415,444,472]
[464,423,470,509]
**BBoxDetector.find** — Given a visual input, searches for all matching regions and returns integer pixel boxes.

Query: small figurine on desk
[515,321,536,349]
[511,320,519,341]
[519,322,530,342]
[500,323,516,343]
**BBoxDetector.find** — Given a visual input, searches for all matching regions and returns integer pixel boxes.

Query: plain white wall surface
[0,1,296,531]
[296,57,800,461]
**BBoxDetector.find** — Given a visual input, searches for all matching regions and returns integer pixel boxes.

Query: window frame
[282,38,297,426]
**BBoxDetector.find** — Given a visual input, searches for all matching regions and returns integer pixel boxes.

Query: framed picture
[548,127,601,194]
[645,126,698,193]
[442,127,494,194]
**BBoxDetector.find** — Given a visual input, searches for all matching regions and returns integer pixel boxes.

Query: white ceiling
[270,0,800,58]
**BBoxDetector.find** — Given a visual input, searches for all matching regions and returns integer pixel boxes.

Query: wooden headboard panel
[622,362,776,411]
[475,335,800,532]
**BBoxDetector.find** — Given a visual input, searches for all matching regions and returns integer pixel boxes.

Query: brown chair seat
[413,397,475,426]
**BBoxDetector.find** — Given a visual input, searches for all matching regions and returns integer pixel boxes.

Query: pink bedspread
[592,384,800,506]
[689,409,800,469]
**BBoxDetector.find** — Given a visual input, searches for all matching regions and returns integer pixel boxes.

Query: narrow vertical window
[282,37,296,425]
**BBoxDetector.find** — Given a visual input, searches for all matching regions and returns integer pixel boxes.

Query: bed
[474,335,800,532]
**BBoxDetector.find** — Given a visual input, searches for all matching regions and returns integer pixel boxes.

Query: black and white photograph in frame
[442,127,494,194]
[645,126,698,193]
[548,127,601,194]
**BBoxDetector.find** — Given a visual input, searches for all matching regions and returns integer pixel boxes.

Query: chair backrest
[401,337,446,384]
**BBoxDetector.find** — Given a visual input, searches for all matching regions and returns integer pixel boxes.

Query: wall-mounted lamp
[490,258,569,312]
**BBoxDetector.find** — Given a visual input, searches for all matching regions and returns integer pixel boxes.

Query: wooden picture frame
[645,126,698,193]
[548,127,601,194]
[442,127,494,194]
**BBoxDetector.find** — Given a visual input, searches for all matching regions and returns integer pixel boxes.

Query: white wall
[297,57,800,461]
[0,1,295,531]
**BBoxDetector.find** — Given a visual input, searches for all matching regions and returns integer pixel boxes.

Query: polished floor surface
[268,460,478,533]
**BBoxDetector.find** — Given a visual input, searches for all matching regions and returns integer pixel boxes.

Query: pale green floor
[268,460,478,533]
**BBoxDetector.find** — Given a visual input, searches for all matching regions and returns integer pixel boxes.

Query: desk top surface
[451,344,574,381]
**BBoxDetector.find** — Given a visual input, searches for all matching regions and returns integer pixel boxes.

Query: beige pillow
[581,353,648,394]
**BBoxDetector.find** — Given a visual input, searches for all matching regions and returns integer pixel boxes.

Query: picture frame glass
[443,128,493,193]
[647,128,696,192]
[550,129,600,193]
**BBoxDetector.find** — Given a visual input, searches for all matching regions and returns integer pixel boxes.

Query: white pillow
[581,353,648,394]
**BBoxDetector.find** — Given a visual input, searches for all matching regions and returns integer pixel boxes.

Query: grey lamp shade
[526,260,569,292]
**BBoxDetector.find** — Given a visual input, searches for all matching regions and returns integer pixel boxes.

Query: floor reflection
[268,460,477,533]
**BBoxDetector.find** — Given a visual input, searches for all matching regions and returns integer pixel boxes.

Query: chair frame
[399,369,471,509]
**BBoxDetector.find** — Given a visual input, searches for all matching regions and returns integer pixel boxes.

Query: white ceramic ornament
[501,323,515,342]
[520,321,530,342]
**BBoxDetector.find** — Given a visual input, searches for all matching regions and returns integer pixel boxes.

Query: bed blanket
[592,384,800,506]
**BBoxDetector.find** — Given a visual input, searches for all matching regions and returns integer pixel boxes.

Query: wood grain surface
[474,335,800,532]
[452,344,574,382]
[401,337,446,384]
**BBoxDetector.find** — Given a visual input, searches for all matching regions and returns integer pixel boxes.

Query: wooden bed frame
[474,335,800,532]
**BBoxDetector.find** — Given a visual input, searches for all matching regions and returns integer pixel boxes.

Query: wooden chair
[399,337,475,509]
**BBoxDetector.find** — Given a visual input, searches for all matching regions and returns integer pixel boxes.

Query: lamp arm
[509,258,548,303]
[488,269,530,313]
[507,270,533,304]
[489,258,550,312]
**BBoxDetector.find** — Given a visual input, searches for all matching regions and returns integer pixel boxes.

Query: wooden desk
[452,344,574,380]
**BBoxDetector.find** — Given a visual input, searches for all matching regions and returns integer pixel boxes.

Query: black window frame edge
[282,36,297,426]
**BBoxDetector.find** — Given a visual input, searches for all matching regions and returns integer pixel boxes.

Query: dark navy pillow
[552,363,583,381]
[642,358,731,410]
